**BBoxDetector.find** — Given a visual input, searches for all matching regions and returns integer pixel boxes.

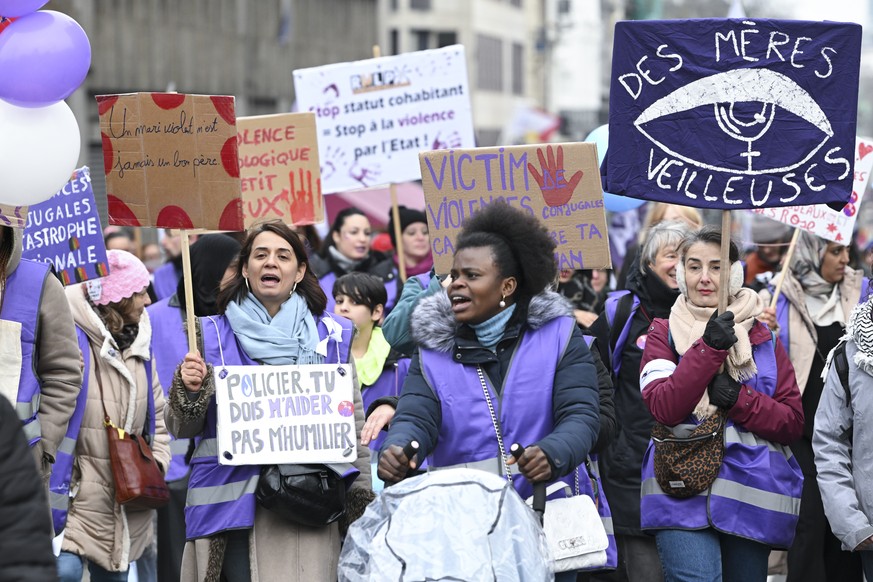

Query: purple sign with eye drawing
[293,45,475,194]
[606,19,861,210]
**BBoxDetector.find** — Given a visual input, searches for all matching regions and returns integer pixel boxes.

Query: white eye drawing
[635,69,832,175]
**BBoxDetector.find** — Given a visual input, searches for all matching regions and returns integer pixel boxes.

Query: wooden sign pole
[768,228,801,309]
[180,230,197,353]
[372,44,408,282]
[718,210,732,315]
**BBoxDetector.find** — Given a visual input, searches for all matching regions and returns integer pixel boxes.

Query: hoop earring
[499,295,506,308]
[290,281,298,295]
[244,277,250,292]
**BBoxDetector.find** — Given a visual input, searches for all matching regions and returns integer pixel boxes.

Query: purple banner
[607,19,861,210]
[23,166,108,284]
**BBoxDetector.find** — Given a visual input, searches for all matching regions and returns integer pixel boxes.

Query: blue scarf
[470,304,517,351]
[225,293,323,365]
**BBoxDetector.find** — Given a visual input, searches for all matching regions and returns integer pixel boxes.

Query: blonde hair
[640,203,702,243]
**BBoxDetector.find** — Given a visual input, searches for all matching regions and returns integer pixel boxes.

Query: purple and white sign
[606,19,862,210]
[294,45,475,193]
[23,167,108,285]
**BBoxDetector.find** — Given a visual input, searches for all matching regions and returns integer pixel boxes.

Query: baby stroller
[338,468,554,581]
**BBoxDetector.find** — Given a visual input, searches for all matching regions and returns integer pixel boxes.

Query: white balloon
[0,98,80,206]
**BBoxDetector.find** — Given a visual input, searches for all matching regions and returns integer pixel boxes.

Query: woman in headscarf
[640,225,803,582]
[759,231,866,581]
[167,221,371,582]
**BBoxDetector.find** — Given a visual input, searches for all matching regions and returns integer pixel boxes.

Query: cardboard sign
[751,136,873,244]
[96,92,244,230]
[0,203,27,229]
[419,143,611,274]
[294,45,475,193]
[607,19,862,209]
[22,167,108,284]
[238,113,324,227]
[215,363,357,466]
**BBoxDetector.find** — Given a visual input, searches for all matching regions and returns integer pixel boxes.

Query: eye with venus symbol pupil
[634,69,833,175]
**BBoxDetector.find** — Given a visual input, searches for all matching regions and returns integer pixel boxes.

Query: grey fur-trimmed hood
[410,290,573,353]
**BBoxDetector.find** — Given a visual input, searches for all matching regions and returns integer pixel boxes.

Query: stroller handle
[510,443,546,525]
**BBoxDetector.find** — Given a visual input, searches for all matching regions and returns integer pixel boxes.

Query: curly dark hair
[216,221,327,315]
[455,202,556,302]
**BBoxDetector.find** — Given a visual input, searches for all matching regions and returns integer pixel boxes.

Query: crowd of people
[3,199,873,582]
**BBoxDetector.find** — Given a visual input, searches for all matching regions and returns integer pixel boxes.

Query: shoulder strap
[833,340,851,405]
[606,291,636,378]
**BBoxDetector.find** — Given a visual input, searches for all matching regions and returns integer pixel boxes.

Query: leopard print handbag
[651,410,726,499]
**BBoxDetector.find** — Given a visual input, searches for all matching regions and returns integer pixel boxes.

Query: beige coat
[3,228,82,476]
[759,267,863,393]
[61,285,170,572]
[166,334,372,582]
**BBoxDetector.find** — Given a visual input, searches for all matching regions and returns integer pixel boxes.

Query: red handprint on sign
[527,145,583,207]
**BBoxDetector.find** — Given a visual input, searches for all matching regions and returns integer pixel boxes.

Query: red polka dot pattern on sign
[211,96,236,126]
[156,206,195,229]
[101,132,113,175]
[151,93,186,110]
[220,137,240,178]
[96,95,118,116]
[107,195,141,227]
[218,198,244,231]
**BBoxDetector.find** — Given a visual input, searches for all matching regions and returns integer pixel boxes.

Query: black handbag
[256,464,347,527]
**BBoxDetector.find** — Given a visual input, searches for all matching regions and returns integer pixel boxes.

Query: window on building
[410,0,431,10]
[511,43,524,95]
[412,29,430,51]
[437,31,457,48]
[477,35,503,92]
[390,0,398,11]
[558,0,571,14]
[390,28,399,55]
[509,0,523,7]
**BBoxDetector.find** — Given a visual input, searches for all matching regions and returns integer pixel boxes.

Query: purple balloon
[0,0,48,18]
[0,11,91,107]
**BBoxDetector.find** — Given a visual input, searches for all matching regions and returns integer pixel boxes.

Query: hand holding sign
[527,145,583,207]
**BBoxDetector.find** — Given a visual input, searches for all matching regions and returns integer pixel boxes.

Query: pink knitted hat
[87,249,150,306]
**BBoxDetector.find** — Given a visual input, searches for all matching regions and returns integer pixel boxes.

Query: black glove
[708,373,741,409]
[701,310,737,351]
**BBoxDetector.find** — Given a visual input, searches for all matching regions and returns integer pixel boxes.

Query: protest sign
[751,136,873,243]
[96,92,244,230]
[0,202,27,229]
[22,167,107,284]
[294,45,475,193]
[238,112,324,227]
[215,363,357,466]
[419,143,611,274]
[607,19,862,210]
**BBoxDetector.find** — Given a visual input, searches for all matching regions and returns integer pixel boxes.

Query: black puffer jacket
[589,257,679,536]
[0,396,58,581]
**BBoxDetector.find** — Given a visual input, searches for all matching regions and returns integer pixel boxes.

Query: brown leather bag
[650,409,725,499]
[95,357,169,510]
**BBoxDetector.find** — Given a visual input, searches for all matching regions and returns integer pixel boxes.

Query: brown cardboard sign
[237,113,324,227]
[96,93,243,230]
[419,143,611,274]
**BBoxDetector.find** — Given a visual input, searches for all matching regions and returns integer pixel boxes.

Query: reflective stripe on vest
[639,335,802,548]
[1,259,49,441]
[184,313,355,540]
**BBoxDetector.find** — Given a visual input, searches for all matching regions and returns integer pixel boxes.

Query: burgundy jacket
[640,318,803,444]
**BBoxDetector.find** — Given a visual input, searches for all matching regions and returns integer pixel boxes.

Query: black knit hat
[386,206,427,246]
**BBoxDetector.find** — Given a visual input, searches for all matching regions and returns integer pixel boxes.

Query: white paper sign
[293,45,475,193]
[750,136,873,244]
[215,364,357,466]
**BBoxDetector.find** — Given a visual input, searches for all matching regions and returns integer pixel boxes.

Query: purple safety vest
[147,297,192,482]
[184,312,356,540]
[152,262,179,301]
[639,329,803,548]
[1,258,50,444]
[361,357,410,454]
